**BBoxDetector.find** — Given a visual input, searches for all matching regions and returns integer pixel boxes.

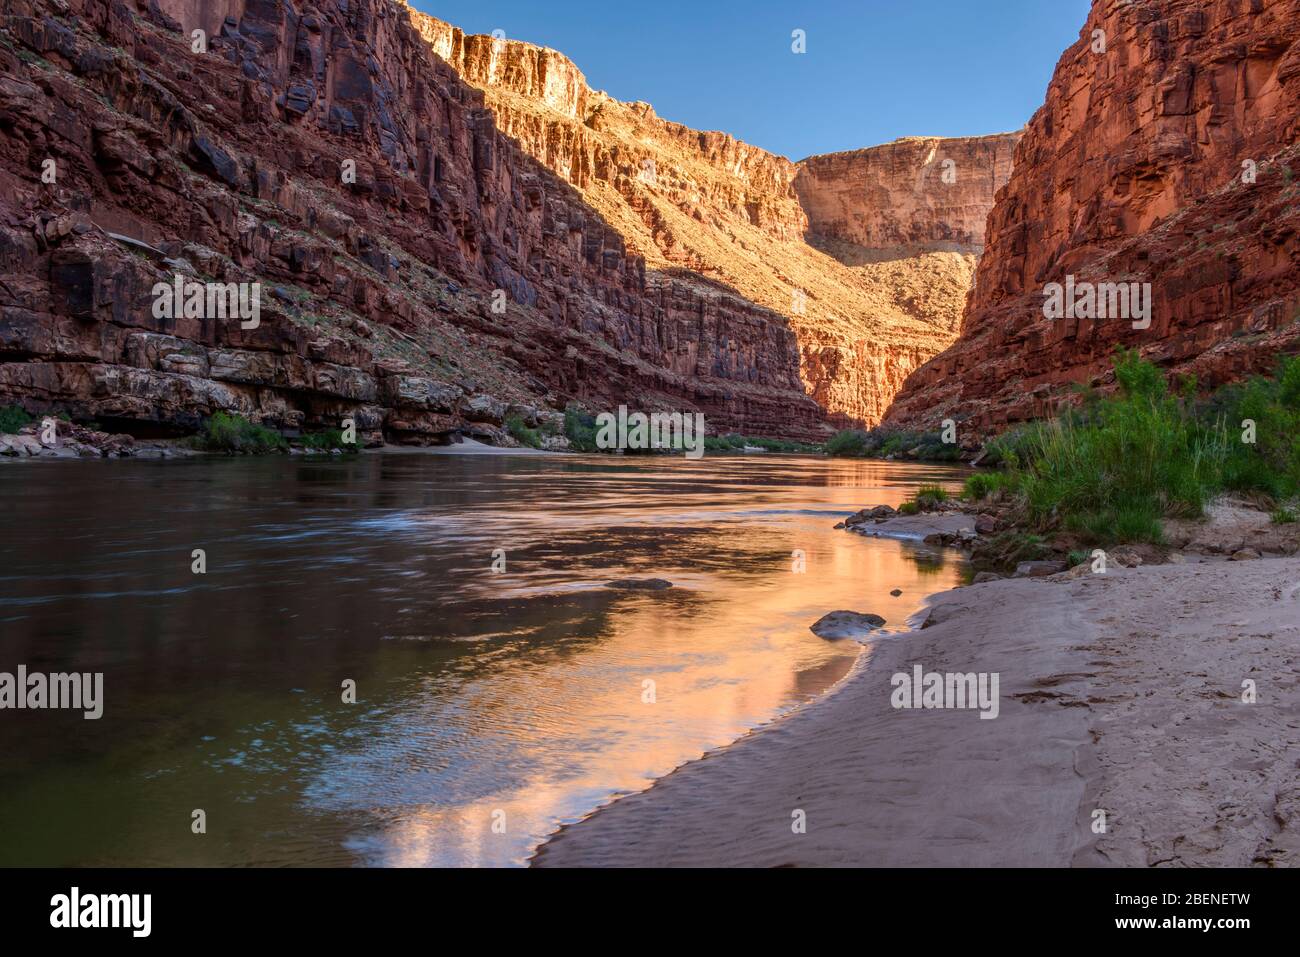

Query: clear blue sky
[412,0,1093,160]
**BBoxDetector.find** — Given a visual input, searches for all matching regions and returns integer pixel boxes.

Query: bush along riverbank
[836,350,1300,577]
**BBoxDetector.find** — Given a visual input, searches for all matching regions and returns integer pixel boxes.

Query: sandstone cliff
[796,134,1020,255]
[0,0,1017,445]
[886,0,1300,433]
[0,0,828,444]
[410,8,1019,426]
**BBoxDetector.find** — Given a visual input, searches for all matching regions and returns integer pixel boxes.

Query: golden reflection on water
[326,458,966,867]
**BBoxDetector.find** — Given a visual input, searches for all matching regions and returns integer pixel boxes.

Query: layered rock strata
[886,0,1300,433]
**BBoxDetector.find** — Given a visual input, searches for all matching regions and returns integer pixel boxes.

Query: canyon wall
[0,0,826,443]
[0,0,1020,443]
[795,134,1021,254]
[886,0,1300,433]
[410,7,1017,426]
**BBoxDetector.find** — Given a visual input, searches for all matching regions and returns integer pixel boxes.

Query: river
[0,451,967,866]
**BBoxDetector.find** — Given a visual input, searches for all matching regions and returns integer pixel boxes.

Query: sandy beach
[534,555,1300,867]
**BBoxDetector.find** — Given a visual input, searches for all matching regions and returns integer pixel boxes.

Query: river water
[0,451,967,866]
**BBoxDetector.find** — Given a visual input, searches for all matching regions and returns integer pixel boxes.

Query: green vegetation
[504,413,543,449]
[898,501,920,516]
[192,412,287,455]
[299,428,357,454]
[825,427,962,462]
[913,483,949,508]
[0,405,33,434]
[980,349,1300,544]
[962,470,1018,501]
[563,404,600,452]
[1272,507,1298,525]
[703,433,820,454]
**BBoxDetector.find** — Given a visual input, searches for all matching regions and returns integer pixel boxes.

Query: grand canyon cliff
[886,0,1300,434]
[415,9,1019,426]
[0,0,1016,444]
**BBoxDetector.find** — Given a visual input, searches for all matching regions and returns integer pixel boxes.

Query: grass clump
[194,411,287,454]
[898,501,920,516]
[1271,507,1298,525]
[988,349,1300,544]
[0,405,33,434]
[963,470,1017,501]
[913,483,949,508]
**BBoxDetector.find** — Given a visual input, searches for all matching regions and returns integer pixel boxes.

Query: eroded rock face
[0,0,828,442]
[886,0,1300,433]
[795,135,1021,255]
[412,8,1017,426]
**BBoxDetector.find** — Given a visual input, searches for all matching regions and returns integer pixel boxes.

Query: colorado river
[0,451,967,866]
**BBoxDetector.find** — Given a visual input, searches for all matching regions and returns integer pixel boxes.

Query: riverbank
[533,549,1300,867]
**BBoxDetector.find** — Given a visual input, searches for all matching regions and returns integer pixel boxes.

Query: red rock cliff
[410,8,1018,427]
[0,0,828,443]
[795,134,1020,254]
[886,0,1300,433]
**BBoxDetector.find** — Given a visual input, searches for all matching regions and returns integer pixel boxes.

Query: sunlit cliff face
[408,7,1019,427]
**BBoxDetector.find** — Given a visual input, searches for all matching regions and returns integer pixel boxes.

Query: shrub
[299,428,357,453]
[504,413,542,449]
[194,412,287,454]
[980,349,1300,544]
[0,405,33,434]
[825,429,874,456]
[563,404,599,452]
[898,501,920,516]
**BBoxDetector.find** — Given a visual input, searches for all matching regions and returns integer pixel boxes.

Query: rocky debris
[0,419,174,459]
[887,0,1300,434]
[605,578,673,591]
[1232,549,1262,562]
[971,572,1004,584]
[809,611,886,640]
[1107,547,1144,569]
[843,504,897,528]
[1014,561,1068,579]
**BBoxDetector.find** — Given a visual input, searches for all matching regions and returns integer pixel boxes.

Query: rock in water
[606,578,673,591]
[810,611,886,640]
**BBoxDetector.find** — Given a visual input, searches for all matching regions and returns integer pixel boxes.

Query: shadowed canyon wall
[886,0,1300,434]
[1,0,828,442]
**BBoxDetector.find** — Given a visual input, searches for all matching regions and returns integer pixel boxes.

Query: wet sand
[534,557,1300,867]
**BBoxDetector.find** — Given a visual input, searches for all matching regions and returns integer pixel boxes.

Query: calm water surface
[0,451,967,866]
